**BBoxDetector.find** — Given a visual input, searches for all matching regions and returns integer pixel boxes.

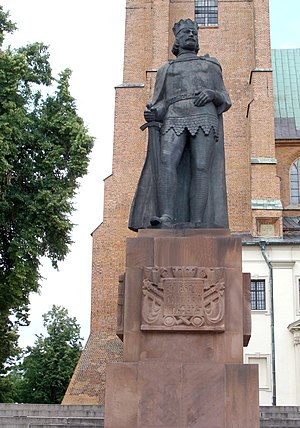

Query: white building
[243,48,300,406]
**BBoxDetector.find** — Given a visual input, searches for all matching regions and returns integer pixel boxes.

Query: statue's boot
[150,214,173,227]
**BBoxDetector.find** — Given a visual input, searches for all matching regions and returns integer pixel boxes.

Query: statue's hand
[194,89,215,106]
[144,103,157,122]
[144,110,157,122]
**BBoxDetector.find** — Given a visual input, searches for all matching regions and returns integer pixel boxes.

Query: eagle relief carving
[141,266,225,331]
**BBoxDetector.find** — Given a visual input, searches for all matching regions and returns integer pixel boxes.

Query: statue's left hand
[194,89,215,106]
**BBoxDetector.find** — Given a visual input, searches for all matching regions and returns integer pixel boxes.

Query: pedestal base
[105,230,259,427]
[105,361,259,428]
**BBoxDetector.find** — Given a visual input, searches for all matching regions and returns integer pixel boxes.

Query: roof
[283,216,300,231]
[272,49,300,140]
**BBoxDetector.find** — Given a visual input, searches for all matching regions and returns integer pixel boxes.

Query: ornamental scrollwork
[141,266,225,331]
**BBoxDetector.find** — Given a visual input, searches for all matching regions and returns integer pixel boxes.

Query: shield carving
[141,266,225,331]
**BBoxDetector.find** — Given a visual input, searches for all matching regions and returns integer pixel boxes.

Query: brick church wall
[63,0,278,404]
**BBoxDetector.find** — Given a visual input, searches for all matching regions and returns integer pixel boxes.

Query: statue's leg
[156,129,187,223]
[189,129,216,223]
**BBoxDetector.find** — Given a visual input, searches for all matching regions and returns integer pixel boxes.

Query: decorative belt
[166,91,203,108]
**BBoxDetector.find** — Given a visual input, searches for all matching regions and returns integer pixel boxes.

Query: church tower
[63,0,279,404]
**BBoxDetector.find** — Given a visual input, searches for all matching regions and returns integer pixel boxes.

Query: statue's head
[172,18,199,57]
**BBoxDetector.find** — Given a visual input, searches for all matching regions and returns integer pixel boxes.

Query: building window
[195,0,218,27]
[290,158,300,205]
[246,355,271,390]
[251,279,266,310]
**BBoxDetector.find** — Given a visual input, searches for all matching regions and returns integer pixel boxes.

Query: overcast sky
[1,0,300,348]
[1,0,126,346]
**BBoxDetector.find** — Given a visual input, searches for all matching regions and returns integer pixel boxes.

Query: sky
[1,0,126,346]
[1,0,300,349]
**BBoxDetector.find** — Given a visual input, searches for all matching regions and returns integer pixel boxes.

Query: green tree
[6,305,83,404]
[0,7,93,371]
[0,364,23,403]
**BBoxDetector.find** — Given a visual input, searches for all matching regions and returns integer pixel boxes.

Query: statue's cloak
[128,56,231,232]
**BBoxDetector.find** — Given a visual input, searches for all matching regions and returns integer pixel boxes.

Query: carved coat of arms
[141,266,225,331]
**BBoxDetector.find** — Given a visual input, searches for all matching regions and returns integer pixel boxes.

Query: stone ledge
[251,199,283,210]
[115,83,144,88]
[251,157,277,164]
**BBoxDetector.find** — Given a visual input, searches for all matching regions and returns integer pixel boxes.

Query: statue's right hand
[144,103,157,122]
[144,110,157,122]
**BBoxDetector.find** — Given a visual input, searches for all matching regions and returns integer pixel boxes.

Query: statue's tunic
[162,58,220,139]
[152,55,231,139]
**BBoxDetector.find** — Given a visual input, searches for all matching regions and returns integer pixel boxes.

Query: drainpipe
[259,241,276,406]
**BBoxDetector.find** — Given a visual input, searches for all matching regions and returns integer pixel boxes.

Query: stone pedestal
[105,229,259,428]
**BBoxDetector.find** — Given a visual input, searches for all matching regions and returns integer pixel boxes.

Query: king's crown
[172,18,198,36]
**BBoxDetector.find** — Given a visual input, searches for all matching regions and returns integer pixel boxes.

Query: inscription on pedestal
[141,267,225,331]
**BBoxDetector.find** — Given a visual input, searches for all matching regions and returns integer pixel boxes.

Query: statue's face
[177,27,198,51]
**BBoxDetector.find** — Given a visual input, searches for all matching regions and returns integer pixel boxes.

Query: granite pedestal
[105,229,259,428]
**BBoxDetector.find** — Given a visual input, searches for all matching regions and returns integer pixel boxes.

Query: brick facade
[63,0,280,404]
[276,141,300,210]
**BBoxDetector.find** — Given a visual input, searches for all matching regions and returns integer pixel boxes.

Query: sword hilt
[140,121,162,131]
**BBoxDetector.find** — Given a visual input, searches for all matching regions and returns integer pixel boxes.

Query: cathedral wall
[64,0,279,404]
[276,141,300,209]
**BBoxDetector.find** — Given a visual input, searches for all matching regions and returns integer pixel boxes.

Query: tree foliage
[1,305,82,403]
[0,7,93,371]
[0,364,23,403]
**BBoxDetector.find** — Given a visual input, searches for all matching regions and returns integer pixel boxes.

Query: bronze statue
[129,19,231,231]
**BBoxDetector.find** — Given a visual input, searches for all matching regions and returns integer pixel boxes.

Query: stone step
[0,409,104,417]
[261,406,300,413]
[0,404,105,427]
[29,423,104,428]
[0,416,104,428]
[0,404,104,418]
[0,403,103,410]
[260,419,300,427]
[1,404,300,427]
[261,412,300,420]
[0,425,102,428]
[260,406,300,427]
